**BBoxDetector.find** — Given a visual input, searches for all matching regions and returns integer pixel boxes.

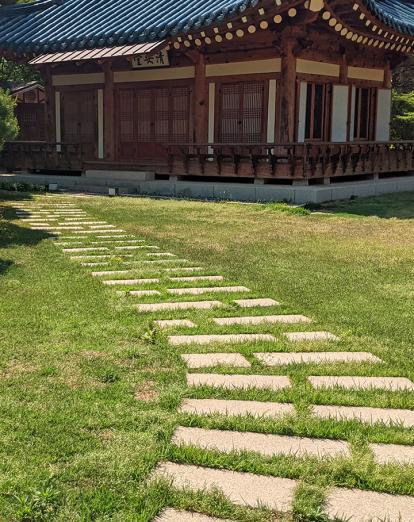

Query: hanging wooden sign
[131,49,169,68]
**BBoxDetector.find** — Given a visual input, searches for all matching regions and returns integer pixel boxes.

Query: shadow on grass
[316,191,414,219]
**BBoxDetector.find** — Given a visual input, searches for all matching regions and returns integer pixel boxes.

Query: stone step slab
[58,221,106,225]
[155,509,231,522]
[180,398,295,419]
[181,353,251,369]
[91,270,132,277]
[173,426,350,459]
[187,373,290,391]
[119,290,161,297]
[370,442,414,465]
[213,314,311,326]
[136,301,222,313]
[234,298,280,307]
[71,254,133,260]
[162,267,203,273]
[90,239,145,244]
[255,352,381,366]
[115,245,159,250]
[81,262,110,267]
[147,252,176,257]
[102,278,159,285]
[325,487,414,521]
[168,286,250,296]
[169,333,276,346]
[285,331,339,342]
[169,276,224,282]
[77,230,125,234]
[155,319,196,329]
[63,247,109,253]
[154,462,297,512]
[309,376,414,391]
[312,404,414,428]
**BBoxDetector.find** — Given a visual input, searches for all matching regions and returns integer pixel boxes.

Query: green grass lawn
[0,190,413,521]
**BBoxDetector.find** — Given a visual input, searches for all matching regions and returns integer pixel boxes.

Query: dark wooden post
[340,53,347,84]
[194,52,207,144]
[103,61,115,160]
[280,36,296,143]
[42,66,56,144]
[383,60,392,89]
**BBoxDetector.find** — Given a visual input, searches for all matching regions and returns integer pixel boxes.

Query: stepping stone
[155,319,196,329]
[162,267,203,272]
[55,242,84,246]
[180,399,295,419]
[155,509,229,522]
[169,333,276,346]
[370,443,414,465]
[89,235,132,239]
[234,298,280,307]
[76,230,125,234]
[147,252,176,257]
[213,314,311,326]
[255,352,381,366]
[32,226,83,230]
[91,270,131,277]
[187,373,291,391]
[120,290,161,297]
[26,223,50,226]
[71,254,133,260]
[63,247,109,253]
[81,262,110,267]
[90,239,145,244]
[285,331,339,342]
[141,259,189,264]
[312,405,414,428]
[168,286,250,296]
[181,353,251,369]
[89,225,116,229]
[154,462,296,512]
[136,301,222,313]
[115,245,159,250]
[102,278,159,285]
[58,221,106,225]
[309,376,414,391]
[169,275,224,282]
[173,426,350,459]
[325,486,414,521]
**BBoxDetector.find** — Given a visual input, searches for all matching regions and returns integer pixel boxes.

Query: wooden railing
[167,141,414,179]
[1,141,83,171]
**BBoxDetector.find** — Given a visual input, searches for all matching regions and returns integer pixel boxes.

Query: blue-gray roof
[0,0,413,55]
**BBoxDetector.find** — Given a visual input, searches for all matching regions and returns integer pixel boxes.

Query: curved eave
[362,0,414,37]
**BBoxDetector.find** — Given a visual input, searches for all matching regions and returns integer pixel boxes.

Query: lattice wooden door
[61,89,97,160]
[16,103,45,141]
[217,81,267,143]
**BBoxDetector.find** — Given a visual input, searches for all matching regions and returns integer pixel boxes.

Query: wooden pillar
[42,67,56,143]
[194,52,207,143]
[340,53,347,84]
[383,59,392,89]
[280,36,296,143]
[102,61,115,160]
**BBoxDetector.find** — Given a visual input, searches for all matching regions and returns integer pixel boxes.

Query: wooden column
[194,52,207,143]
[340,53,347,84]
[42,67,56,143]
[280,36,296,143]
[383,60,392,89]
[102,61,115,160]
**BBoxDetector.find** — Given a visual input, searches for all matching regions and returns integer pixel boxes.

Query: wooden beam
[194,52,207,143]
[102,61,115,161]
[280,36,297,143]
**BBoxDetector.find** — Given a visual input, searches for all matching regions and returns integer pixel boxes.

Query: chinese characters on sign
[132,49,170,69]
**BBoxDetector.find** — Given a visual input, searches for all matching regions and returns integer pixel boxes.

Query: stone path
[15,201,414,521]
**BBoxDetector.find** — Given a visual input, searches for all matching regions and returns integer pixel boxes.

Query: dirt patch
[134,380,158,402]
[0,360,37,378]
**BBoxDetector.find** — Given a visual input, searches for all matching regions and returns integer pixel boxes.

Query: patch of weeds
[13,484,61,521]
[293,482,328,522]
[38,366,58,377]
[141,325,159,345]
[99,370,121,384]
[261,202,311,216]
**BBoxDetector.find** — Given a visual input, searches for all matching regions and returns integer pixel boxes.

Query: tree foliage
[391,91,414,140]
[0,89,19,150]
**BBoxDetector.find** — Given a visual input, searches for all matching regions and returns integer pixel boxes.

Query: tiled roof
[0,0,412,55]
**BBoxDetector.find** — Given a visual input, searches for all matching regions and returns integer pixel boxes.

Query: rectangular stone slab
[168,286,250,296]
[181,353,251,369]
[213,314,311,326]
[187,373,291,390]
[155,509,231,522]
[255,352,381,366]
[155,319,196,329]
[169,275,224,282]
[285,331,339,342]
[180,398,295,418]
[115,245,159,250]
[58,221,106,225]
[325,487,414,521]
[162,267,203,272]
[147,252,176,257]
[312,405,414,428]
[102,278,159,285]
[91,270,132,277]
[63,247,109,253]
[154,462,297,511]
[136,300,222,312]
[77,230,125,234]
[81,262,110,267]
[309,376,414,391]
[122,290,161,297]
[370,442,414,465]
[169,333,276,346]
[71,255,133,260]
[173,426,351,459]
[234,298,280,307]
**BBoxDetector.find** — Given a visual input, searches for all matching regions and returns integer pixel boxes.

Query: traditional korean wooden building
[10,82,45,141]
[0,0,414,195]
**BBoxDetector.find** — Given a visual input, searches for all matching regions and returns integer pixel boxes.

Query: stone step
[213,314,311,326]
[168,286,250,296]
[155,319,196,329]
[180,398,295,418]
[181,353,251,369]
[118,290,161,297]
[91,270,132,277]
[312,404,414,428]
[255,352,381,366]
[121,259,189,265]
[115,245,159,250]
[147,252,176,257]
[31,226,83,230]
[155,509,231,522]
[63,247,109,253]
[325,487,414,522]
[172,426,350,459]
[90,239,145,244]
[88,225,116,229]
[75,230,125,235]
[71,254,133,260]
[81,262,110,267]
[169,333,276,346]
[309,376,414,391]
[169,275,224,282]
[234,298,280,307]
[370,442,414,465]
[162,267,203,273]
[285,331,339,342]
[154,462,297,512]
[102,278,159,285]
[58,221,106,225]
[135,301,222,313]
[187,373,291,390]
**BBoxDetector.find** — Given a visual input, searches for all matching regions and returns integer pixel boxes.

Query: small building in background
[10,82,45,141]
